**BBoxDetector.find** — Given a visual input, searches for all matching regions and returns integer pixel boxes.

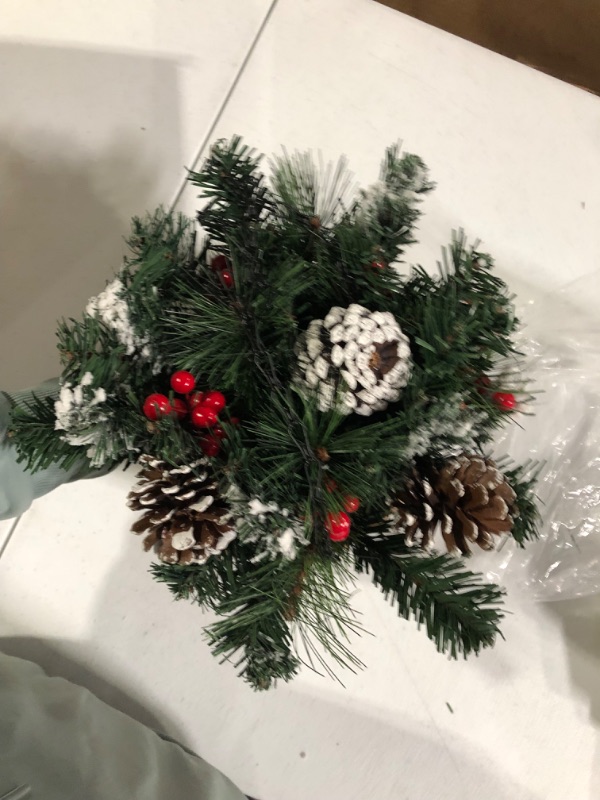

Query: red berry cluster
[188,389,231,456]
[142,371,235,457]
[324,478,361,542]
[210,254,234,289]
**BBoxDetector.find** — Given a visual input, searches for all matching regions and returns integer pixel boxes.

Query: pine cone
[128,457,236,564]
[294,303,411,416]
[389,467,440,549]
[390,455,517,555]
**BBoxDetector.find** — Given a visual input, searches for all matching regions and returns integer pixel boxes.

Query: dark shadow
[0,41,183,390]
[1,624,544,800]
[0,636,543,800]
[545,596,600,799]
[547,594,600,725]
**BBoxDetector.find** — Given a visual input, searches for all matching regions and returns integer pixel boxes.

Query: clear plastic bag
[480,272,600,600]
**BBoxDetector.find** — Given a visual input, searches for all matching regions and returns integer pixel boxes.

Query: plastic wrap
[481,272,600,600]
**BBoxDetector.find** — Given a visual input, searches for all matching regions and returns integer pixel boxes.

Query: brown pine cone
[390,455,517,555]
[436,456,516,553]
[128,456,236,565]
[390,468,440,550]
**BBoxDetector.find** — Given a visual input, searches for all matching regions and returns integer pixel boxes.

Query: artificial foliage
[10,136,539,689]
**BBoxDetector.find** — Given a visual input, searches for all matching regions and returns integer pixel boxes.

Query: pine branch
[353,534,505,657]
[191,136,273,246]
[57,316,129,388]
[203,556,303,690]
[332,220,406,309]
[10,392,87,472]
[154,544,365,688]
[151,550,239,609]
[393,232,529,437]
[292,553,365,681]
[271,149,355,227]
[353,142,435,266]
[501,461,540,547]
[126,208,195,274]
[381,144,435,196]
[154,544,304,689]
[160,282,250,396]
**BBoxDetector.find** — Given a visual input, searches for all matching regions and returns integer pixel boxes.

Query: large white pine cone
[294,303,411,416]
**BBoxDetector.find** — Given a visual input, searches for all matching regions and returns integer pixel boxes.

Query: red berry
[212,424,227,440]
[203,391,226,412]
[143,393,170,420]
[325,477,338,493]
[371,260,386,270]
[200,436,221,457]
[493,392,517,411]
[229,416,241,426]
[170,370,195,394]
[210,254,229,272]
[326,511,351,542]
[191,406,219,428]
[343,496,361,514]
[171,398,188,420]
[220,269,234,288]
[188,391,205,410]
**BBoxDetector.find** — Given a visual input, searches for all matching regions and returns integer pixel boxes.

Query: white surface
[0,0,273,389]
[2,1,600,799]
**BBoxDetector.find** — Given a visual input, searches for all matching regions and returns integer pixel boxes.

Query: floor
[2,2,600,799]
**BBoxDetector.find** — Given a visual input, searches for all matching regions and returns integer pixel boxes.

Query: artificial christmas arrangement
[10,136,539,689]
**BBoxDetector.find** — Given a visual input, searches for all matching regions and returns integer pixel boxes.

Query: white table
[2,2,600,798]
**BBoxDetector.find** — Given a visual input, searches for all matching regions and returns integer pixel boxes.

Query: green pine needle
[10,135,540,689]
[354,535,505,658]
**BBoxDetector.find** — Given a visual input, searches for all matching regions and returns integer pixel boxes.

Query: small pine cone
[127,456,236,564]
[389,468,439,549]
[390,455,517,555]
[294,303,411,416]
[435,455,516,554]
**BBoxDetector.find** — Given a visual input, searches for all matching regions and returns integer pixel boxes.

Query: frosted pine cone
[435,456,517,554]
[390,455,518,555]
[128,456,236,564]
[388,467,439,550]
[294,303,411,416]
